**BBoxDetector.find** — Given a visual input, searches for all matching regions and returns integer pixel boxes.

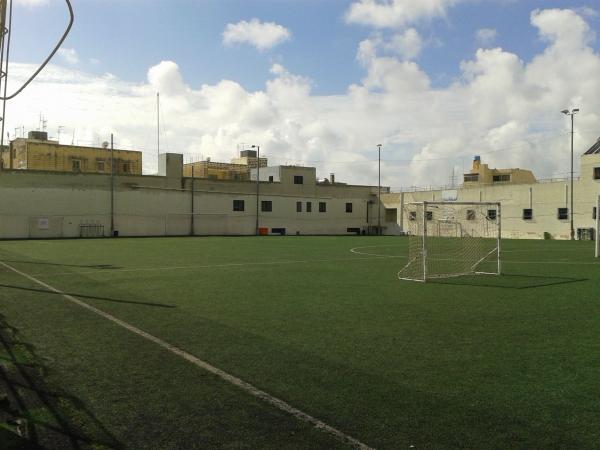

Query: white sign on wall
[38,218,49,230]
[442,190,458,201]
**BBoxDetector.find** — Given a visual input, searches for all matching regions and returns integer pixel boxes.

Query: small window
[426,211,433,221]
[296,201,302,213]
[464,174,479,182]
[72,159,81,172]
[346,202,353,213]
[97,161,105,172]
[409,211,417,221]
[294,175,304,184]
[466,209,476,220]
[122,162,131,173]
[268,176,274,183]
[594,167,600,180]
[319,202,326,213]
[492,174,510,182]
[261,200,273,212]
[306,202,312,213]
[487,209,497,220]
[385,208,398,222]
[233,200,245,212]
[523,208,533,220]
[557,208,569,220]
[593,207,597,220]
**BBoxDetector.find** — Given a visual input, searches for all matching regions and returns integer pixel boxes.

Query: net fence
[399,202,500,281]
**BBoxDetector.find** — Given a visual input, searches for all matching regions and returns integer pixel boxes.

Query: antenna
[157,92,160,171]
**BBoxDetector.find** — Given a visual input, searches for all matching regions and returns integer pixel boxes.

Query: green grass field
[0,236,599,449]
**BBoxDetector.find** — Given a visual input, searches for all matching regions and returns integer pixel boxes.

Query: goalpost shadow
[428,273,588,290]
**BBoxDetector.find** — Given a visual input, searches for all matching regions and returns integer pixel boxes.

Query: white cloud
[15,0,48,7]
[57,48,79,65]
[222,19,291,51]
[476,28,497,47]
[345,0,462,29]
[5,8,600,189]
[357,29,423,63]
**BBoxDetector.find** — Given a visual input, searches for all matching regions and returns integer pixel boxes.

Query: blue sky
[15,0,600,94]
[8,0,600,186]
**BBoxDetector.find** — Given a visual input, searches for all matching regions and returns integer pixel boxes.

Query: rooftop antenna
[157,92,160,172]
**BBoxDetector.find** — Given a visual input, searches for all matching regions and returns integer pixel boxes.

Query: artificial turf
[0,236,599,449]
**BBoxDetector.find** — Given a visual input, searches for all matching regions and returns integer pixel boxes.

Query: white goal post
[398,201,501,282]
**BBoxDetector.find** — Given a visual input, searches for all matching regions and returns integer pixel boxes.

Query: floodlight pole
[497,202,502,275]
[110,133,114,237]
[252,145,260,236]
[377,144,382,236]
[596,195,600,258]
[190,165,194,236]
[562,108,578,240]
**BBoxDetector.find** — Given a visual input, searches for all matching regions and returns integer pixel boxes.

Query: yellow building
[183,150,268,181]
[463,155,536,186]
[2,131,142,175]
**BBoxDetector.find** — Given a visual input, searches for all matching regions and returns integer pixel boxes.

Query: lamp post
[377,144,382,236]
[562,108,579,240]
[251,144,260,236]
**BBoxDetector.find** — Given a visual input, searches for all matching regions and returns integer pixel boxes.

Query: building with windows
[182,150,268,181]
[1,131,142,175]
[382,148,600,240]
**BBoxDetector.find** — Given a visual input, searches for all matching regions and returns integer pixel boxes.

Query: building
[1,131,142,175]
[183,150,268,181]
[0,152,385,238]
[463,155,536,186]
[382,148,600,240]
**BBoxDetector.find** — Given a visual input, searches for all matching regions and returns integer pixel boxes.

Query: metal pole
[190,165,194,236]
[157,92,160,173]
[497,202,502,275]
[377,144,382,236]
[110,133,114,237]
[422,202,427,282]
[0,0,12,152]
[596,195,600,258]
[570,113,574,240]
[255,145,260,236]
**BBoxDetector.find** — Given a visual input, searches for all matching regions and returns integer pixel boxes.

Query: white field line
[0,260,374,450]
[28,255,403,278]
[349,245,600,265]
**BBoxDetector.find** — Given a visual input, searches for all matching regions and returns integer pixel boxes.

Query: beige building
[0,152,384,238]
[463,155,536,186]
[381,151,600,240]
[183,150,268,181]
[1,131,142,175]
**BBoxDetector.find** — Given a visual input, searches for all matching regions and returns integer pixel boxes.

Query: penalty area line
[0,260,373,450]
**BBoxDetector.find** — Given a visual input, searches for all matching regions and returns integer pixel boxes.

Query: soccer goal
[398,201,501,282]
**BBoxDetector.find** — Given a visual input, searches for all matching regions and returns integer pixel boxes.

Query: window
[294,175,304,185]
[268,176,274,183]
[385,208,398,222]
[594,167,600,180]
[523,208,533,220]
[306,202,312,213]
[593,207,597,220]
[557,208,569,220]
[487,209,497,220]
[426,211,433,221]
[72,159,81,172]
[296,201,302,213]
[97,161,105,172]
[261,200,272,212]
[493,174,511,182]
[466,209,476,220]
[346,202,353,213]
[409,211,417,221]
[122,162,131,173]
[464,174,479,182]
[319,202,327,213]
[233,200,245,211]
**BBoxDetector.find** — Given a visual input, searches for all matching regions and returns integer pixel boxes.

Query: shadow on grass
[430,273,587,289]
[0,284,175,309]
[0,314,124,449]
[2,260,122,270]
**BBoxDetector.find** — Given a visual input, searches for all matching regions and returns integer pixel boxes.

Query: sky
[5,0,600,189]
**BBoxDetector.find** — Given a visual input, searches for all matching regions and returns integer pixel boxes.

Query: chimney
[472,155,481,171]
[330,173,335,184]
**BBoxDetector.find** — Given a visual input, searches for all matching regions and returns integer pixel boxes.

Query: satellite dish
[102,141,109,149]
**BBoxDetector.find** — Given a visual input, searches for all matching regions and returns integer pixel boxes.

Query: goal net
[398,202,501,282]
